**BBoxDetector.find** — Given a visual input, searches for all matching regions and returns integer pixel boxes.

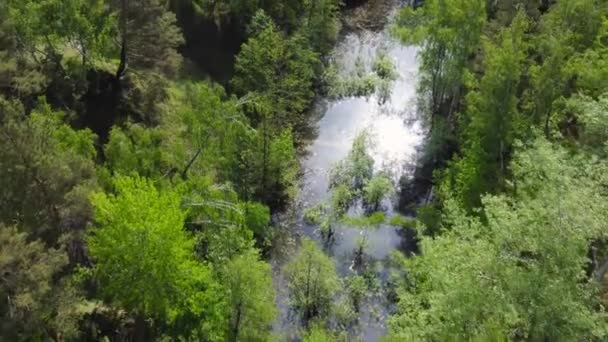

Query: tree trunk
[230,302,243,342]
[500,139,504,175]
[304,257,312,323]
[595,256,608,283]
[261,118,269,202]
[544,111,551,139]
[133,314,146,342]
[181,148,202,179]
[116,0,129,80]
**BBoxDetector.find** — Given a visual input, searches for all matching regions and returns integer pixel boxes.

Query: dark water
[272,7,423,341]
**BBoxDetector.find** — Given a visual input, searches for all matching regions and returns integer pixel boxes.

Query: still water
[273,6,423,340]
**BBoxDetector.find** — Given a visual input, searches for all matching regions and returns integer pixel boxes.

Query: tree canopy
[2,0,608,340]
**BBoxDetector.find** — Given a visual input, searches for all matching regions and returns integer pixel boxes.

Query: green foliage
[162,81,249,182]
[487,0,542,26]
[241,126,299,205]
[566,19,608,98]
[391,3,608,338]
[196,0,301,31]
[394,0,486,117]
[420,115,454,165]
[319,217,333,237]
[388,214,416,230]
[329,131,374,190]
[220,249,276,341]
[231,17,312,204]
[241,201,272,247]
[342,212,386,229]
[87,176,223,338]
[415,204,442,236]
[372,52,397,81]
[304,203,329,225]
[118,0,185,75]
[524,0,605,133]
[330,184,354,217]
[302,323,348,342]
[332,295,359,329]
[233,20,318,130]
[345,275,367,313]
[324,52,397,100]
[300,0,341,53]
[247,9,274,36]
[266,129,299,200]
[0,226,90,340]
[561,94,608,150]
[540,0,603,52]
[286,239,340,323]
[11,0,608,339]
[0,98,97,243]
[6,0,117,66]
[181,178,254,264]
[325,69,379,98]
[159,80,298,206]
[104,123,167,178]
[363,175,394,210]
[197,0,340,53]
[305,133,394,245]
[0,0,347,339]
[389,139,608,340]
[441,12,528,210]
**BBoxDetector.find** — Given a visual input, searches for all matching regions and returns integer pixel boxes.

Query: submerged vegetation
[1,0,608,340]
[323,50,398,101]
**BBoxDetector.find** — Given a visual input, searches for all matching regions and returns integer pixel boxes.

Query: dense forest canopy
[0,0,607,340]
[391,0,608,339]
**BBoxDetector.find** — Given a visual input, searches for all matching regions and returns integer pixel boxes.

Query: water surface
[273,11,423,340]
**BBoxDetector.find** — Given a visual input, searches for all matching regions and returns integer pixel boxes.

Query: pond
[272,4,424,340]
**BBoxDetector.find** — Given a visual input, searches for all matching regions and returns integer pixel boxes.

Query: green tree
[389,139,608,340]
[487,0,541,26]
[394,0,486,121]
[306,132,378,239]
[220,249,276,341]
[2,0,117,108]
[239,121,299,206]
[0,226,91,341]
[363,175,394,211]
[104,123,168,178]
[194,0,304,33]
[87,176,224,339]
[441,12,528,210]
[556,93,608,154]
[524,0,604,136]
[232,15,318,131]
[330,184,354,218]
[113,0,184,79]
[285,239,340,324]
[345,275,367,313]
[241,201,272,248]
[300,0,341,53]
[161,81,249,183]
[329,131,374,191]
[0,98,97,245]
[566,19,608,98]
[6,0,116,67]
[181,177,255,264]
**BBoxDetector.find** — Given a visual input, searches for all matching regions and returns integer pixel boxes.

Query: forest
[0,0,607,341]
